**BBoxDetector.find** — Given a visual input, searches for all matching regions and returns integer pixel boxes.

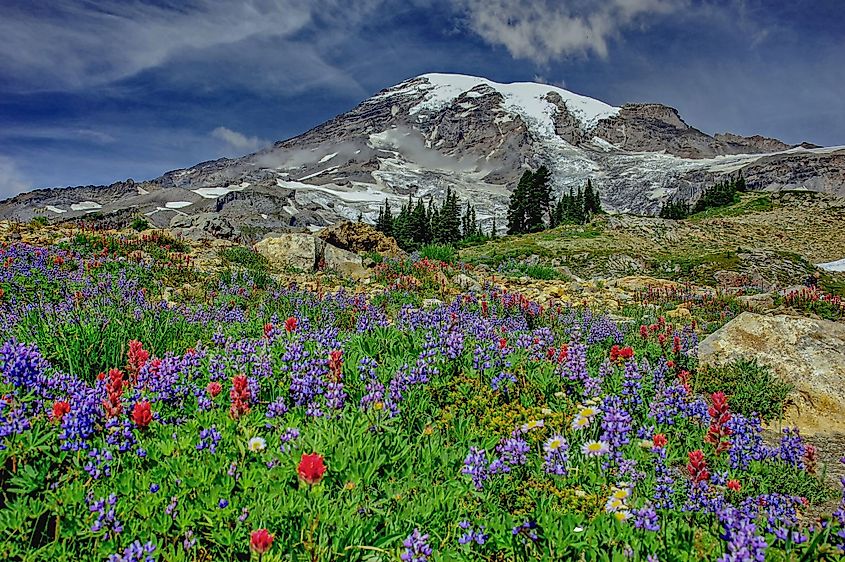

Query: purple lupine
[400,529,432,562]
[716,505,767,562]
[88,493,123,535]
[196,426,222,454]
[279,427,300,453]
[108,540,156,562]
[458,521,489,545]
[462,447,489,490]
[511,520,540,543]
[632,503,660,532]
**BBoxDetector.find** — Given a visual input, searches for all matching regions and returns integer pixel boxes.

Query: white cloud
[0,0,384,93]
[211,127,267,152]
[460,0,686,63]
[0,156,30,198]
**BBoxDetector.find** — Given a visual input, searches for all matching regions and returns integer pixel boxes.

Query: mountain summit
[2,73,843,236]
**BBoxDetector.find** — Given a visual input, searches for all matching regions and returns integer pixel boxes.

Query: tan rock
[699,312,845,434]
[317,221,403,257]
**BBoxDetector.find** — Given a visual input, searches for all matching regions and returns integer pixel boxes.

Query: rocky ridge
[0,74,842,237]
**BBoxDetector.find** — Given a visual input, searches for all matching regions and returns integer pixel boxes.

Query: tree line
[373,187,495,251]
[659,172,747,220]
[507,166,603,235]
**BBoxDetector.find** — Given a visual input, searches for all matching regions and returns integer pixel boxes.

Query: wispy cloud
[459,0,686,63]
[0,156,30,198]
[211,127,268,153]
[0,0,383,93]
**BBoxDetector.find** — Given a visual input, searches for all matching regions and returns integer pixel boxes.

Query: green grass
[692,359,793,423]
[688,194,773,220]
[419,243,457,264]
[219,246,269,269]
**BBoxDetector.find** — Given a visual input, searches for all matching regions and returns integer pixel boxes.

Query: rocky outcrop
[699,312,845,434]
[317,221,403,257]
[255,234,325,271]
[255,232,369,278]
[170,213,235,241]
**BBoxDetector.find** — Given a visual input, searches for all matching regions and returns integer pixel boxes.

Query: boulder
[317,221,403,257]
[255,234,325,271]
[323,244,368,280]
[735,292,776,311]
[698,312,845,434]
[170,213,235,241]
[453,273,482,293]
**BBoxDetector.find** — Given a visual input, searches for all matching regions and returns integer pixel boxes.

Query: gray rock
[170,213,235,241]
[454,273,482,292]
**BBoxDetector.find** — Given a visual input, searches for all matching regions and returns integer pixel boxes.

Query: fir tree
[584,178,602,215]
[508,170,532,235]
[525,166,551,232]
[375,199,394,237]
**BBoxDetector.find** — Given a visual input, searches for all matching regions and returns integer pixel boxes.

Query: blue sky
[1,0,843,196]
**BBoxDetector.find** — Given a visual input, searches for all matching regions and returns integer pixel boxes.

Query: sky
[1,0,843,197]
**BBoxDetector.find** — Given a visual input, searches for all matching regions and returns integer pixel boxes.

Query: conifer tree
[508,170,532,235]
[491,217,497,238]
[525,166,551,232]
[584,178,603,215]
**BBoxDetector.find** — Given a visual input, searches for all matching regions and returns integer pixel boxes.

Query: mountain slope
[1,73,843,236]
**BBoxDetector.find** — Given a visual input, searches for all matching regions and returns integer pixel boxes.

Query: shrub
[419,243,456,264]
[219,246,269,270]
[130,217,150,231]
[30,215,49,227]
[692,359,793,422]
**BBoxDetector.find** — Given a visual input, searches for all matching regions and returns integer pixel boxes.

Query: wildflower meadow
[0,237,843,561]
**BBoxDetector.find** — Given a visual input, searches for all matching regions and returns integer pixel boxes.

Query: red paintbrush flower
[250,528,274,555]
[132,401,152,428]
[52,400,71,422]
[727,479,742,492]
[229,375,250,419]
[652,433,668,448]
[263,323,274,338]
[298,452,326,485]
[284,316,298,333]
[687,450,710,484]
[207,381,222,398]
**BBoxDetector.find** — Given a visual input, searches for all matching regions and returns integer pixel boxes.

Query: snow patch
[407,73,620,136]
[193,185,246,199]
[45,205,67,214]
[165,201,192,209]
[277,179,386,203]
[817,258,845,272]
[319,152,338,163]
[70,201,102,212]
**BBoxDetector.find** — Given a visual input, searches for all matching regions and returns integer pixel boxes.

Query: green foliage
[418,243,456,264]
[692,359,793,422]
[498,259,567,280]
[30,216,49,227]
[130,217,150,232]
[659,199,691,220]
[693,173,745,213]
[219,246,269,270]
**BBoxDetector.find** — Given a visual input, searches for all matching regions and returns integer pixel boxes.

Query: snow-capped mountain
[2,73,843,235]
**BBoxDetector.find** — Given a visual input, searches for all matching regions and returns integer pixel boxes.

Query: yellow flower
[373,401,384,411]
[343,481,356,491]
[422,425,434,436]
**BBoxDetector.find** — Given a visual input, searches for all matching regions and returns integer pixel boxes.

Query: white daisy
[247,437,266,452]
[581,440,610,457]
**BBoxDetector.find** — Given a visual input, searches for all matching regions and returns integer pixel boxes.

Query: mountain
[2,73,843,237]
